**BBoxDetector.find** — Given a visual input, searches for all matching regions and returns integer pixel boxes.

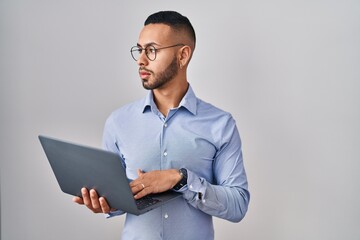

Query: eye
[131,47,142,54]
[146,46,157,54]
[149,48,156,54]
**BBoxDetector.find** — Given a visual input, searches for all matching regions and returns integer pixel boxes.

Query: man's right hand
[72,188,115,214]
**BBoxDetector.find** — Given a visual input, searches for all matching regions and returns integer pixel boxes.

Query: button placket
[162,120,168,161]
[160,119,168,168]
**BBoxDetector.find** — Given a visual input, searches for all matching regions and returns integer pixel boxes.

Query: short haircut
[144,11,196,48]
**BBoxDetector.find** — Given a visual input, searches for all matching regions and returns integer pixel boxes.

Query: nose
[136,50,149,66]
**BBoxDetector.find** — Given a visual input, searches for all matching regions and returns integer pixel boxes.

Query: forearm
[180,170,250,223]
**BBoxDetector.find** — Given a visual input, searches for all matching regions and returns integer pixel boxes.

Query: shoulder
[193,97,240,147]
[196,97,234,122]
[108,97,145,120]
[104,97,146,130]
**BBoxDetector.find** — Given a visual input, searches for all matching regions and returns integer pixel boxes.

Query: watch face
[173,168,188,190]
[179,168,187,184]
[180,168,188,178]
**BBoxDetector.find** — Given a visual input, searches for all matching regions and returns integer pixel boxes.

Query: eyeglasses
[130,44,185,61]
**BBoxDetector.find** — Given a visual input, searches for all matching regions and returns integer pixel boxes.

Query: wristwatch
[173,168,188,190]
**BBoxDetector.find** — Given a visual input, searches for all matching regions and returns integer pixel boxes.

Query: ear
[178,46,192,68]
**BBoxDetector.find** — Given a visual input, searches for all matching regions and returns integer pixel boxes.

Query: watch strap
[173,168,187,190]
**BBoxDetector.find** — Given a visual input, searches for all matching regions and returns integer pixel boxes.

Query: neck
[152,79,189,117]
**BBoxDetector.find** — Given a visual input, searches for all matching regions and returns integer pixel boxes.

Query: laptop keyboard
[136,196,161,210]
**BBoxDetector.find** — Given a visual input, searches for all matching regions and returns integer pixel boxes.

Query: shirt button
[189,185,193,189]
[163,152,168,156]
[164,123,168,128]
[164,213,169,219]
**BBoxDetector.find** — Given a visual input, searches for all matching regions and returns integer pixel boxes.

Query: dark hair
[144,11,196,47]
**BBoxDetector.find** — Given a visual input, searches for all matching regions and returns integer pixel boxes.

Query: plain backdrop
[1,1,359,239]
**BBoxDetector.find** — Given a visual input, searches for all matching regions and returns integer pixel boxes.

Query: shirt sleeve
[102,115,121,155]
[179,117,250,223]
[105,209,125,218]
[102,115,126,218]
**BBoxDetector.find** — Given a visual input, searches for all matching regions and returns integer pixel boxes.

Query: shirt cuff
[181,169,207,203]
[105,209,124,218]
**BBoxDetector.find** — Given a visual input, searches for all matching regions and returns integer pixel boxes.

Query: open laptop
[38,135,181,215]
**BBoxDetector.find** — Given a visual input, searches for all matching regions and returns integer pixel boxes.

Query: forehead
[138,23,174,46]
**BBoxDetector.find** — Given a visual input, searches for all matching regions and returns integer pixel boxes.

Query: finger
[72,196,84,205]
[134,187,151,200]
[90,189,101,210]
[129,180,144,188]
[129,180,136,188]
[130,184,140,195]
[81,188,92,208]
[131,181,147,195]
[99,197,111,213]
[129,177,141,188]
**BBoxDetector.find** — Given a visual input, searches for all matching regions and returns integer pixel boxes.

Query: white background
[1,0,359,239]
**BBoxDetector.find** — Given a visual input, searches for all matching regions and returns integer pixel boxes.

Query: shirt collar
[142,84,197,115]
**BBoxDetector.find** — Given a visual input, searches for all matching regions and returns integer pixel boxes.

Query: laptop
[38,135,181,215]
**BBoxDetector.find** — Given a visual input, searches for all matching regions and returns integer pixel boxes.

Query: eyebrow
[136,42,161,48]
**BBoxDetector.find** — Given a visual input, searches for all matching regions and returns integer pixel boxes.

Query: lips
[139,69,151,78]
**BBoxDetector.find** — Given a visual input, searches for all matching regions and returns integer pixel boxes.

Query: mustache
[139,67,153,74]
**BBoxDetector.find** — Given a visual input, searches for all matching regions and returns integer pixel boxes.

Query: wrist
[172,168,188,190]
[173,169,182,183]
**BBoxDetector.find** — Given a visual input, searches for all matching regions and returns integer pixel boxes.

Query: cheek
[155,54,176,69]
[150,62,167,75]
[148,54,178,76]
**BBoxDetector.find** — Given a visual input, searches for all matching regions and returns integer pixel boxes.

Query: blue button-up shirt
[102,85,249,240]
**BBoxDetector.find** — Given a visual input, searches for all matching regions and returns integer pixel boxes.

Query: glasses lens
[145,46,156,61]
[130,46,141,61]
[130,45,158,61]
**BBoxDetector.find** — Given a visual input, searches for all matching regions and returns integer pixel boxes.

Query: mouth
[139,69,151,79]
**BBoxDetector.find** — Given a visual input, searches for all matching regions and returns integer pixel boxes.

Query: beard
[141,56,179,90]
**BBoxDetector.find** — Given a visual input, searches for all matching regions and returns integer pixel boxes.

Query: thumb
[137,169,144,177]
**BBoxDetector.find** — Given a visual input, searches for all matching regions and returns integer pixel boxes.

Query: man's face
[136,24,180,90]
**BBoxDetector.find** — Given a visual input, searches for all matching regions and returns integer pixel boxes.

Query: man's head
[144,11,196,51]
[132,11,196,90]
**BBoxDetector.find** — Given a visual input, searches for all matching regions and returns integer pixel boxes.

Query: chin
[141,80,152,90]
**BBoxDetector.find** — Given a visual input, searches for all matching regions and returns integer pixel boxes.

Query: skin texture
[140,54,179,90]
[73,23,193,213]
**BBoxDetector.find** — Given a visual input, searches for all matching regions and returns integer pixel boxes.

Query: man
[73,10,250,240]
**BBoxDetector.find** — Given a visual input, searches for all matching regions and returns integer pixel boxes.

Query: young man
[73,11,250,239]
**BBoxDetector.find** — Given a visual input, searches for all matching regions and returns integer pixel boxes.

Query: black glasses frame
[130,44,185,61]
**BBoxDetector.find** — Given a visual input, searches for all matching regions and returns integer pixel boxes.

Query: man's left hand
[130,169,182,199]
